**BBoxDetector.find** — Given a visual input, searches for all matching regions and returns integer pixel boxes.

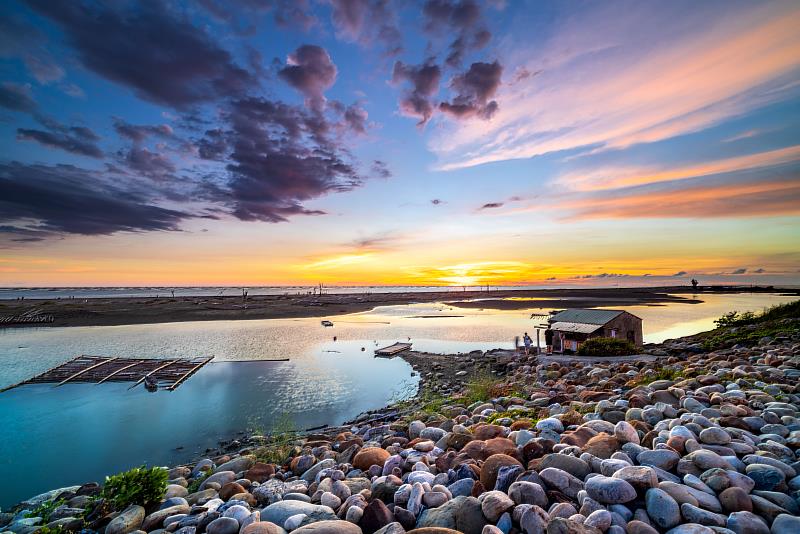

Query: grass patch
[251,413,297,465]
[700,300,800,350]
[24,498,65,522]
[577,337,637,356]
[102,466,168,510]
[485,408,544,425]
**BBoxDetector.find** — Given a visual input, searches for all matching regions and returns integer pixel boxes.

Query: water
[0,292,795,506]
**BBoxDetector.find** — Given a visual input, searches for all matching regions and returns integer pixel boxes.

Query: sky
[0,0,798,288]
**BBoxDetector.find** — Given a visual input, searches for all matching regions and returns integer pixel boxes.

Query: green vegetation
[186,471,208,494]
[101,465,168,510]
[577,337,637,356]
[24,498,65,522]
[714,300,800,327]
[252,413,297,465]
[485,408,544,425]
[702,300,800,350]
[35,526,66,534]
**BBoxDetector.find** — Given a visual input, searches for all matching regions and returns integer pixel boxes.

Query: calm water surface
[0,292,795,506]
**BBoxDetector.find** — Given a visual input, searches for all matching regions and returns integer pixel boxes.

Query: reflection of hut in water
[548,309,643,353]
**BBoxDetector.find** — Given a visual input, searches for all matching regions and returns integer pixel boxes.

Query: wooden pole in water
[166,356,214,391]
[96,359,148,384]
[56,357,119,386]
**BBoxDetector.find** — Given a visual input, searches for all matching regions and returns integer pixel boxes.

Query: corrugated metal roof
[550,321,603,334]
[549,308,624,325]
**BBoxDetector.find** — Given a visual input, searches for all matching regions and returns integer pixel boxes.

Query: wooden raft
[0,355,214,392]
[375,342,412,356]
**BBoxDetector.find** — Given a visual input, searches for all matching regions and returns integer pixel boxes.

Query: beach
[1,286,794,328]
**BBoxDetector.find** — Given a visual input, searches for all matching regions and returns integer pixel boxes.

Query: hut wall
[602,312,643,346]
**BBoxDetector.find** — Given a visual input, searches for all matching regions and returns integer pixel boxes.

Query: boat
[144,376,158,392]
[321,320,334,327]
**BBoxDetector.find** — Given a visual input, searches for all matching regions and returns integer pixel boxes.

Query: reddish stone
[480,453,523,491]
[244,462,275,483]
[582,433,620,459]
[473,424,505,441]
[353,447,390,471]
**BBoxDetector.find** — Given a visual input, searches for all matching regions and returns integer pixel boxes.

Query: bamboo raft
[0,313,54,325]
[375,342,412,356]
[0,355,214,392]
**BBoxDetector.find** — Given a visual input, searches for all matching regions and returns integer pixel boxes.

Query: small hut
[548,309,642,353]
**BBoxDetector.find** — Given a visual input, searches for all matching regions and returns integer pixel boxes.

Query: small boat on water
[321,320,334,327]
[144,376,158,392]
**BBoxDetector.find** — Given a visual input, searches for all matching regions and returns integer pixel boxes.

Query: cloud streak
[430,1,800,170]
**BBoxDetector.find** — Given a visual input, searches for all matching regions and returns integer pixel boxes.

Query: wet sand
[0,285,794,328]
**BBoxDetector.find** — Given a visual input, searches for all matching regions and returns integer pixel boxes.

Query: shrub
[577,337,637,356]
[101,465,168,510]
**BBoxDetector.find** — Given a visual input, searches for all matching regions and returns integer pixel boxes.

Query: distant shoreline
[0,285,796,328]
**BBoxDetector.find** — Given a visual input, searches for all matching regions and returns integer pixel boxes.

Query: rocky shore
[3,320,800,534]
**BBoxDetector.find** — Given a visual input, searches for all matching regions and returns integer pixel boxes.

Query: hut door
[553,333,563,353]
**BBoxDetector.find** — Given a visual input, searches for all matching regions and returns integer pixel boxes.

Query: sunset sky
[1,0,799,287]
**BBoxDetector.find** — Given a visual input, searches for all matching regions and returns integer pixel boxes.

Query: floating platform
[375,342,412,356]
[0,355,214,392]
[0,314,54,326]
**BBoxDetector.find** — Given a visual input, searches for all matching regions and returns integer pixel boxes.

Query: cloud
[279,45,338,112]
[28,0,255,108]
[479,202,503,210]
[0,11,67,85]
[17,120,102,158]
[113,118,173,143]
[347,231,401,250]
[329,0,403,56]
[0,162,192,238]
[731,268,747,275]
[561,177,800,220]
[558,145,800,192]
[753,268,766,273]
[429,2,800,170]
[371,160,391,179]
[440,60,502,119]
[0,82,37,112]
[431,198,445,205]
[723,129,763,143]
[391,60,442,125]
[423,0,491,67]
[210,96,369,222]
[672,271,687,276]
[342,102,369,134]
[124,147,176,175]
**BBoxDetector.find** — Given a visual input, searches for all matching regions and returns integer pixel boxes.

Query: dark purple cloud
[391,60,442,125]
[197,128,228,161]
[113,118,173,143]
[371,160,391,179]
[0,162,192,237]
[17,120,102,158]
[479,201,503,209]
[278,45,338,111]
[330,0,403,56]
[343,103,369,134]
[731,268,747,274]
[423,0,490,67]
[192,96,371,222]
[440,60,502,119]
[0,82,37,112]
[27,0,255,108]
[431,198,444,205]
[124,147,176,175]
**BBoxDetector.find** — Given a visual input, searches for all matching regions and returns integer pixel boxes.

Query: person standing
[545,328,554,354]
[523,332,532,355]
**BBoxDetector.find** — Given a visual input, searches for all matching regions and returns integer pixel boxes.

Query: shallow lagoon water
[0,292,795,506]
